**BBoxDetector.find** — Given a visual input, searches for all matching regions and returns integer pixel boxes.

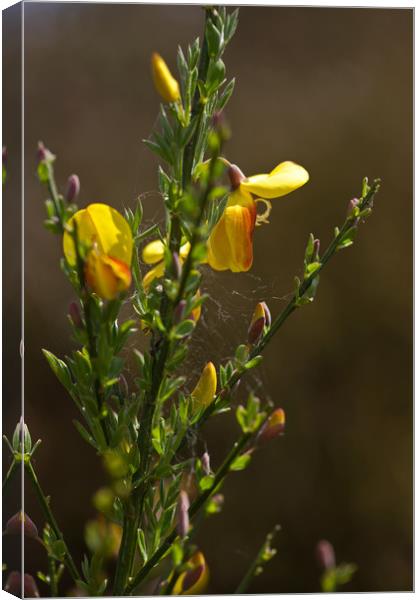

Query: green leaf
[73,420,98,450]
[336,227,357,250]
[42,349,73,391]
[199,475,215,491]
[172,319,195,339]
[243,355,263,370]
[230,453,251,471]
[37,161,49,184]
[137,529,148,563]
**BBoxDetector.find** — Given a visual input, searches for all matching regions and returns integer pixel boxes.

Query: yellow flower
[151,52,181,103]
[191,362,217,412]
[142,239,190,291]
[207,161,309,272]
[63,203,133,300]
[172,551,209,595]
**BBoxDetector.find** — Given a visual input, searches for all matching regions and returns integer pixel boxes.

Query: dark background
[3,3,412,595]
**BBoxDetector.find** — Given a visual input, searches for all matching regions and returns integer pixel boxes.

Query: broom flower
[191,362,217,412]
[207,161,309,272]
[172,551,209,595]
[63,203,133,300]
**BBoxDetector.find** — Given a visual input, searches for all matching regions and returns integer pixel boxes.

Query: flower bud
[201,451,211,475]
[228,164,246,190]
[174,300,187,324]
[24,574,40,597]
[69,301,83,329]
[347,197,359,216]
[5,511,38,539]
[3,145,7,166]
[313,238,320,260]
[191,362,217,412]
[173,551,209,595]
[4,572,40,597]
[66,174,80,202]
[37,141,54,163]
[177,490,190,538]
[316,539,336,571]
[258,408,286,444]
[248,302,270,344]
[151,52,181,103]
[171,252,182,280]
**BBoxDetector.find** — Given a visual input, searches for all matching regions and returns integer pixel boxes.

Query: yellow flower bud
[173,551,209,595]
[258,408,286,444]
[191,362,217,412]
[151,52,180,103]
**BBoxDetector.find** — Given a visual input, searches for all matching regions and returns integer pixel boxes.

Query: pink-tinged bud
[347,197,359,216]
[313,239,320,259]
[211,493,224,508]
[171,252,182,280]
[258,408,286,444]
[174,300,187,324]
[66,174,80,202]
[177,490,190,538]
[261,301,271,328]
[69,302,83,329]
[37,141,54,163]
[5,511,38,539]
[24,574,40,598]
[316,539,336,570]
[228,164,246,190]
[3,146,7,166]
[4,571,21,596]
[201,451,211,475]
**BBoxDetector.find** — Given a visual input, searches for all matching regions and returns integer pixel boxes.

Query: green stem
[3,459,18,492]
[48,556,58,597]
[24,460,81,584]
[125,432,251,595]
[46,162,64,232]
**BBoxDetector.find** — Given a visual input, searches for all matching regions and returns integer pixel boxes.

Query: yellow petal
[142,261,165,291]
[241,161,309,199]
[207,198,256,272]
[172,552,209,595]
[191,362,217,412]
[85,250,131,300]
[63,203,133,267]
[151,52,180,103]
[142,239,165,265]
[179,241,191,260]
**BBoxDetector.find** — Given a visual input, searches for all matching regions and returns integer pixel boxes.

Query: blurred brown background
[3,3,412,595]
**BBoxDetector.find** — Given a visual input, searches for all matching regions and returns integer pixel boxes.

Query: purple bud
[69,302,83,329]
[212,111,224,130]
[248,316,265,345]
[313,239,320,259]
[174,300,187,324]
[171,252,182,280]
[4,571,21,596]
[201,452,211,476]
[228,164,246,190]
[3,146,7,166]
[5,511,38,539]
[24,574,40,598]
[211,493,224,509]
[177,490,190,538]
[66,174,80,202]
[316,539,336,571]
